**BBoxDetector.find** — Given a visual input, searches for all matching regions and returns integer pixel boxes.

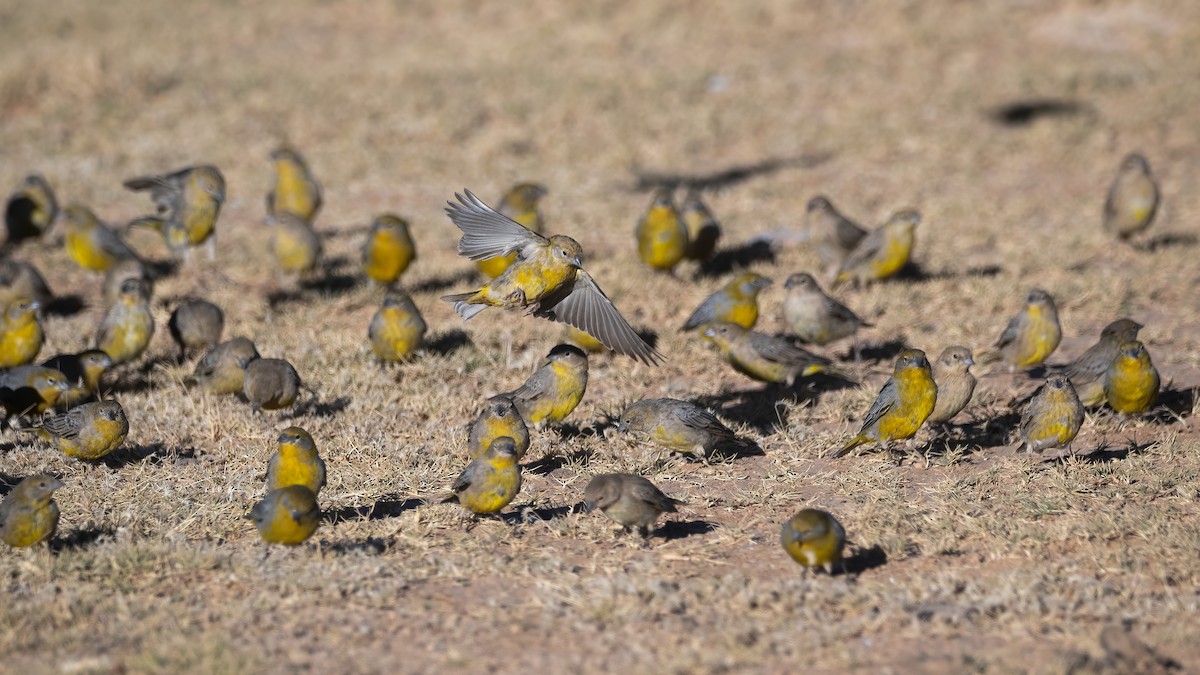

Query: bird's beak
[582,500,596,513]
[48,478,65,491]
[965,357,975,367]
[570,256,583,269]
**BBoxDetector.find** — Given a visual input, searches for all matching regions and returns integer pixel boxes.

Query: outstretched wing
[445,190,547,261]
[536,270,662,366]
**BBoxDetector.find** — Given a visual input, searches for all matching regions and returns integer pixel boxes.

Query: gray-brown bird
[583,473,683,536]
[0,259,53,309]
[102,258,152,308]
[190,337,260,395]
[0,365,69,417]
[616,398,750,460]
[243,357,303,411]
[834,209,920,287]
[168,298,224,359]
[702,322,835,386]
[1103,153,1158,241]
[782,272,871,346]
[680,190,722,262]
[926,346,976,424]
[1016,375,1084,455]
[1064,318,1143,407]
[806,196,866,271]
[5,175,58,245]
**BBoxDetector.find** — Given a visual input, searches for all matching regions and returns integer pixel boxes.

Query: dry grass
[1,0,1198,672]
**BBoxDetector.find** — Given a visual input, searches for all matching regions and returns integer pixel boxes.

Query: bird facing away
[190,337,261,395]
[441,190,660,365]
[266,426,327,495]
[782,272,871,345]
[5,174,58,244]
[504,344,589,429]
[1104,340,1159,415]
[834,209,919,287]
[0,365,69,417]
[0,299,44,368]
[267,147,323,223]
[269,212,322,276]
[95,277,155,365]
[477,183,548,278]
[1103,153,1158,241]
[985,288,1061,369]
[124,164,225,258]
[680,272,772,332]
[583,473,683,536]
[1017,375,1084,454]
[444,436,522,515]
[42,350,113,408]
[635,187,688,273]
[361,214,416,286]
[467,394,530,460]
[168,299,224,359]
[246,485,320,545]
[926,346,976,424]
[806,196,867,271]
[61,205,141,272]
[617,398,749,460]
[834,348,937,457]
[369,291,427,362]
[0,474,63,547]
[243,358,303,411]
[680,189,722,262]
[35,400,130,460]
[781,508,846,575]
[702,322,833,386]
[1065,318,1143,407]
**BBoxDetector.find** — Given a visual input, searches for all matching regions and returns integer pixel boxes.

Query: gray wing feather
[537,271,661,365]
[445,190,546,261]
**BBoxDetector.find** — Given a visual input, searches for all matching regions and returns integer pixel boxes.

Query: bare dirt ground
[1,1,1198,672]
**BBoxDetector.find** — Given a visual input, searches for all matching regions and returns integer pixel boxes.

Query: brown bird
[0,259,52,309]
[926,346,976,424]
[1103,153,1158,241]
[168,299,224,359]
[806,196,866,271]
[189,337,260,395]
[583,473,683,536]
[243,357,303,411]
[782,272,871,346]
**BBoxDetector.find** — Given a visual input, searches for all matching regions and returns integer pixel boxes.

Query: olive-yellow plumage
[467,395,530,460]
[1017,375,1084,454]
[270,212,322,275]
[617,398,747,460]
[702,322,833,386]
[781,508,845,575]
[0,299,44,367]
[368,291,426,362]
[1103,153,1158,241]
[95,277,154,365]
[266,427,326,495]
[477,183,547,278]
[583,473,683,536]
[1066,319,1142,407]
[267,147,322,223]
[36,400,129,460]
[190,337,260,395]
[1104,340,1159,415]
[61,204,141,272]
[834,349,937,457]
[680,273,772,332]
[124,164,225,257]
[362,214,416,286]
[635,188,688,273]
[985,289,1061,369]
[0,474,63,548]
[243,358,302,411]
[504,344,588,428]
[42,350,113,408]
[444,436,522,515]
[247,485,320,546]
[835,209,919,286]
[0,365,69,417]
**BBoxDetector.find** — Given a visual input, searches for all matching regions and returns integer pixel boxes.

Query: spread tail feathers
[441,292,488,320]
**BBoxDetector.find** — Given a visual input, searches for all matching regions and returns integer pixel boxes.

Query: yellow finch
[781,508,845,575]
[267,147,322,223]
[95,278,154,365]
[477,182,547,278]
[1103,153,1158,241]
[505,344,588,428]
[468,394,530,460]
[0,365,68,417]
[190,337,261,395]
[266,426,326,495]
[985,289,1061,369]
[680,272,772,331]
[124,164,225,258]
[834,349,937,457]
[61,205,141,272]
[835,209,919,286]
[1016,375,1084,454]
[702,322,833,386]
[635,188,688,273]
[617,397,749,460]
[1065,318,1142,407]
[35,400,129,460]
[1104,340,1159,415]
[443,436,522,515]
[247,485,320,546]
[361,214,416,286]
[0,259,52,309]
[369,291,426,362]
[0,474,63,547]
[680,189,721,262]
[42,350,112,408]
[269,212,322,276]
[0,299,43,367]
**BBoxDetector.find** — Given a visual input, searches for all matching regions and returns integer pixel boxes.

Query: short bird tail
[832,435,865,458]
[441,292,487,320]
[127,216,166,233]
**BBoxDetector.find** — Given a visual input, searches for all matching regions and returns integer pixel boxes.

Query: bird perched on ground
[702,322,834,386]
[189,337,260,395]
[983,289,1061,369]
[269,212,322,276]
[806,196,866,272]
[442,190,660,364]
[926,346,976,425]
[583,473,683,536]
[0,366,68,417]
[243,358,303,411]
[443,436,522,515]
[95,278,154,365]
[0,299,43,368]
[834,209,919,287]
[0,259,52,309]
[61,205,141,272]
[267,147,322,223]
[782,272,871,346]
[1064,319,1143,407]
[680,190,722,262]
[168,299,224,360]
[102,258,152,307]
[616,398,751,460]
[361,214,416,286]
[1016,375,1084,454]
[477,183,548,278]
[246,485,320,546]
[0,474,63,548]
[368,291,426,362]
[834,349,937,457]
[42,350,112,408]
[1104,340,1159,415]
[4,175,58,245]
[1103,153,1158,242]
[125,164,225,258]
[781,508,845,575]
[266,427,326,495]
[635,188,688,273]
[468,394,530,460]
[680,272,772,332]
[504,344,588,428]
[31,400,129,460]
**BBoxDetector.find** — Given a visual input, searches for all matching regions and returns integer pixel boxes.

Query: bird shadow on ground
[940,412,1022,452]
[658,519,718,540]
[889,262,961,284]
[694,385,837,436]
[524,446,595,476]
[300,271,359,297]
[409,268,478,295]
[51,526,116,553]
[288,396,351,419]
[1147,387,1196,424]
[502,504,575,525]
[426,329,472,356]
[1078,441,1157,464]
[629,153,832,193]
[44,294,86,317]
[324,496,425,524]
[839,544,889,575]
[845,338,909,364]
[696,240,777,279]
[1139,233,1197,252]
[322,537,391,555]
[987,98,1090,127]
[0,471,22,496]
[99,442,177,468]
